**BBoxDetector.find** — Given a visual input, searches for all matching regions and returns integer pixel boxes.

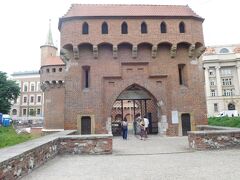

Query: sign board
[171,111,179,124]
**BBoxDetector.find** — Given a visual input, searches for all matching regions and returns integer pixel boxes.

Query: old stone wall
[0,131,112,180]
[59,135,112,154]
[188,126,240,150]
[0,140,58,180]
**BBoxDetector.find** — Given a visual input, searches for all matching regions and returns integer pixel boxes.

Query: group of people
[121,115,149,140]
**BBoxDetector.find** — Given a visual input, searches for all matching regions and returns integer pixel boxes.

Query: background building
[202,44,240,117]
[10,71,44,124]
[40,4,207,136]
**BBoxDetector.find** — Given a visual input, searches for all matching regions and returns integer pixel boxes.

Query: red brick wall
[41,16,207,135]
[44,87,64,129]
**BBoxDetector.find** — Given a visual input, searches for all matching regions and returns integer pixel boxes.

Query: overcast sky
[0,0,240,75]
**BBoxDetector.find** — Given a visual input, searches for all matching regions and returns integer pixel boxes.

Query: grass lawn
[0,125,35,148]
[208,116,240,128]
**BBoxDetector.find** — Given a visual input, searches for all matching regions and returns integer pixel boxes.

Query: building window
[222,78,232,86]
[141,22,147,34]
[220,48,229,53]
[209,69,215,76]
[46,69,50,73]
[223,89,234,96]
[30,84,35,92]
[121,22,128,34]
[102,22,108,34]
[24,84,28,92]
[37,96,41,103]
[52,68,56,72]
[178,64,186,85]
[82,66,90,89]
[213,103,218,112]
[12,109,17,115]
[179,22,185,33]
[29,109,36,116]
[211,90,216,96]
[59,68,62,72]
[30,96,34,103]
[23,96,27,103]
[210,79,215,86]
[160,22,167,33]
[23,109,27,116]
[82,22,89,34]
[228,103,235,110]
[37,108,41,115]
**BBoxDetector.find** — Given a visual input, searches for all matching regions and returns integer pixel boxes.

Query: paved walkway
[23,135,240,180]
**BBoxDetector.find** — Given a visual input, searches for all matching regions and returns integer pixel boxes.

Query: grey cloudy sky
[0,0,239,75]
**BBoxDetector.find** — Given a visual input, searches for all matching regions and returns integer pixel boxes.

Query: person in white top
[143,116,149,138]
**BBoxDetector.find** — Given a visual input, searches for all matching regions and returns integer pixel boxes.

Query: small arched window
[179,22,185,33]
[121,22,128,34]
[12,109,17,115]
[141,22,147,34]
[228,103,235,110]
[82,22,89,34]
[160,22,167,33]
[220,48,229,53]
[102,22,108,34]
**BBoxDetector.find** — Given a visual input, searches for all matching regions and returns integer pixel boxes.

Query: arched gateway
[111,84,158,136]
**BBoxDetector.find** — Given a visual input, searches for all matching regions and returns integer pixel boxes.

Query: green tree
[0,71,20,114]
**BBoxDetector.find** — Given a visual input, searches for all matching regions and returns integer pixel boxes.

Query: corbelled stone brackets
[40,81,65,91]
[60,48,70,64]
[152,45,157,58]
[196,46,206,58]
[132,45,137,58]
[188,44,195,58]
[73,46,79,60]
[93,45,98,59]
[170,44,177,58]
[113,45,118,59]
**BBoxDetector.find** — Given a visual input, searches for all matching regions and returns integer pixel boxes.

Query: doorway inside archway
[111,84,158,136]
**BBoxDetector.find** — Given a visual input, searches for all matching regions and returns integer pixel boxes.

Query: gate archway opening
[111,84,158,136]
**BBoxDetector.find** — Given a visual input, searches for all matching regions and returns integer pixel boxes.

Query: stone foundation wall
[188,126,240,150]
[59,135,112,155]
[0,140,58,180]
[0,131,112,180]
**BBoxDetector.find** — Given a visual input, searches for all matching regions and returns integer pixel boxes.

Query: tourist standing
[122,118,128,140]
[139,119,145,140]
[143,116,149,138]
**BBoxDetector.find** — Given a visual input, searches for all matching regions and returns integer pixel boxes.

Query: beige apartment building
[202,44,240,117]
[10,71,44,124]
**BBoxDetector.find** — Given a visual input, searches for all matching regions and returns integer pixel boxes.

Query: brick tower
[40,4,207,136]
